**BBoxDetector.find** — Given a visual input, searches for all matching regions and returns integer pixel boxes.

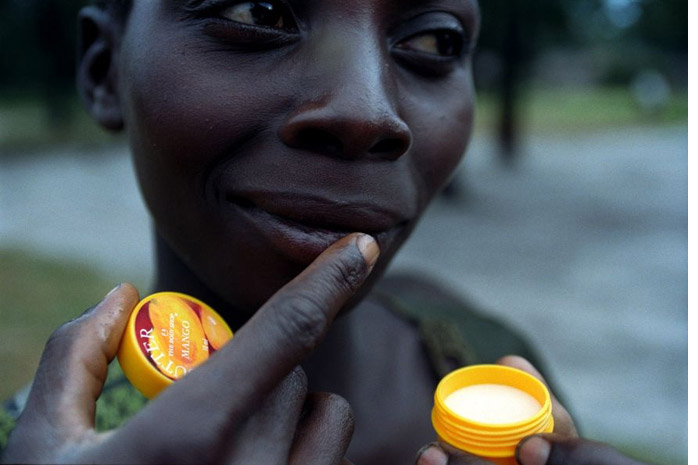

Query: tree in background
[473,0,686,161]
[0,0,686,147]
[475,0,572,162]
[0,0,84,131]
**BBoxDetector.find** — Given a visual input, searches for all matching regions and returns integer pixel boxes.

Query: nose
[279,34,412,161]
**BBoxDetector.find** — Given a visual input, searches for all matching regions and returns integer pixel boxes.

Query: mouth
[224,192,407,264]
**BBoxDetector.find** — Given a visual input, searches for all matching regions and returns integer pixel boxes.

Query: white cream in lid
[444,384,542,424]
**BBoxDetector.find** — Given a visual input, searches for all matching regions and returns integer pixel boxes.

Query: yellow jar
[117,292,233,399]
[431,365,554,465]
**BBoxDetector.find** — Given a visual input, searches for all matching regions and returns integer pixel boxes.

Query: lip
[224,191,407,264]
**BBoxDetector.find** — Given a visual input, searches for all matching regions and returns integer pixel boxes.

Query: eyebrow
[178,0,206,8]
[179,0,478,9]
[400,0,479,10]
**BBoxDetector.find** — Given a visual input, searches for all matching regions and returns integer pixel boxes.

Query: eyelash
[392,28,471,77]
[187,0,300,48]
[189,2,470,75]
[190,0,297,29]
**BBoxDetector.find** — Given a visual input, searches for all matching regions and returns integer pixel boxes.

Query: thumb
[516,434,644,465]
[19,284,139,437]
[416,442,493,465]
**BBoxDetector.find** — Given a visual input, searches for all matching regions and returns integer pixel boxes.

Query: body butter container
[117,292,233,399]
[432,365,554,465]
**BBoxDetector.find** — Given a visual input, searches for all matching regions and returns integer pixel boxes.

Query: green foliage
[632,0,686,52]
[477,0,572,55]
[0,95,122,152]
[0,248,133,400]
[0,0,84,92]
[474,86,687,134]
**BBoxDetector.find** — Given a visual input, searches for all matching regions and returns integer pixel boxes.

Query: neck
[151,232,373,390]
[301,306,365,391]
[151,233,250,329]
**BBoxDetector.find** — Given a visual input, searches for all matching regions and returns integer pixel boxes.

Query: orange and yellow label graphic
[134,294,232,380]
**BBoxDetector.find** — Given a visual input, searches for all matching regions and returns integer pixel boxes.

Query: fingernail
[105,283,122,299]
[416,444,448,465]
[517,436,551,465]
[356,234,379,268]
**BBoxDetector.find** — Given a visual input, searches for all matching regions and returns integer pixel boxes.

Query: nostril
[369,138,409,157]
[294,128,343,155]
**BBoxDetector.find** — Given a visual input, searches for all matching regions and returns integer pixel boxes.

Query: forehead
[167,0,480,17]
[175,0,477,6]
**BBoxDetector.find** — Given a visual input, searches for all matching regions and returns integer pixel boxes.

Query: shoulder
[372,272,548,378]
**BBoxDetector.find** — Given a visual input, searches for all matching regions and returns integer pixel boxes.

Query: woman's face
[116,0,479,316]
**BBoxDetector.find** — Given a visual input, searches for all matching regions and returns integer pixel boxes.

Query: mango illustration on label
[118,292,234,398]
[200,305,233,351]
[142,294,209,379]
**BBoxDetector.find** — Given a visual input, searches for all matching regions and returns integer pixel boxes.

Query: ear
[76,6,124,131]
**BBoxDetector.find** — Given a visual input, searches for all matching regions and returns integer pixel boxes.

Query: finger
[496,355,578,437]
[416,442,494,465]
[104,234,377,463]
[289,392,354,465]
[223,368,309,464]
[173,233,378,411]
[17,284,138,436]
[516,434,644,465]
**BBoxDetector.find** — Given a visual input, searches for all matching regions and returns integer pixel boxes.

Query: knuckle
[43,321,78,354]
[278,293,329,351]
[149,434,214,464]
[550,437,608,464]
[288,367,309,396]
[43,304,97,354]
[325,256,365,296]
[324,393,354,432]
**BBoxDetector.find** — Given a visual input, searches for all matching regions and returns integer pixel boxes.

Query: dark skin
[3,1,645,464]
[117,0,477,325]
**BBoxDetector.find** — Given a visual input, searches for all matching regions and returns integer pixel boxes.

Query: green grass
[0,248,133,400]
[474,86,687,135]
[0,95,124,153]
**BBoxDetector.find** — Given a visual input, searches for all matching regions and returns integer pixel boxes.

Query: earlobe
[76,6,124,131]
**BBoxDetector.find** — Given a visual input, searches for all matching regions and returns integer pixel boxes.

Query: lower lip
[227,200,386,264]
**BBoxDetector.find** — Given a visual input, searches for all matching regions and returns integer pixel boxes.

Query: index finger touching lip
[179,233,379,409]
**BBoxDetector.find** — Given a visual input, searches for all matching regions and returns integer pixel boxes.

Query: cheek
[402,75,475,203]
[120,35,283,233]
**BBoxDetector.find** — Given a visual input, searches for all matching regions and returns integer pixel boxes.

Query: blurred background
[0,0,687,463]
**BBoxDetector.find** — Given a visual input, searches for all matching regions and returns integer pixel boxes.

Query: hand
[2,233,378,465]
[415,356,645,465]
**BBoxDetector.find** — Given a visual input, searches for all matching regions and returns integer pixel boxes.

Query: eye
[220,1,294,30]
[396,30,463,57]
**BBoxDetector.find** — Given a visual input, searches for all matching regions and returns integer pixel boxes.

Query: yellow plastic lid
[117,292,234,399]
[432,365,554,465]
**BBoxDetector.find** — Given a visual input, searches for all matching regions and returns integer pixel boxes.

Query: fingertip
[517,435,551,465]
[416,443,448,465]
[101,282,139,311]
[496,355,532,371]
[104,283,123,298]
[356,233,379,268]
[105,282,139,300]
[497,355,545,382]
[89,283,139,344]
